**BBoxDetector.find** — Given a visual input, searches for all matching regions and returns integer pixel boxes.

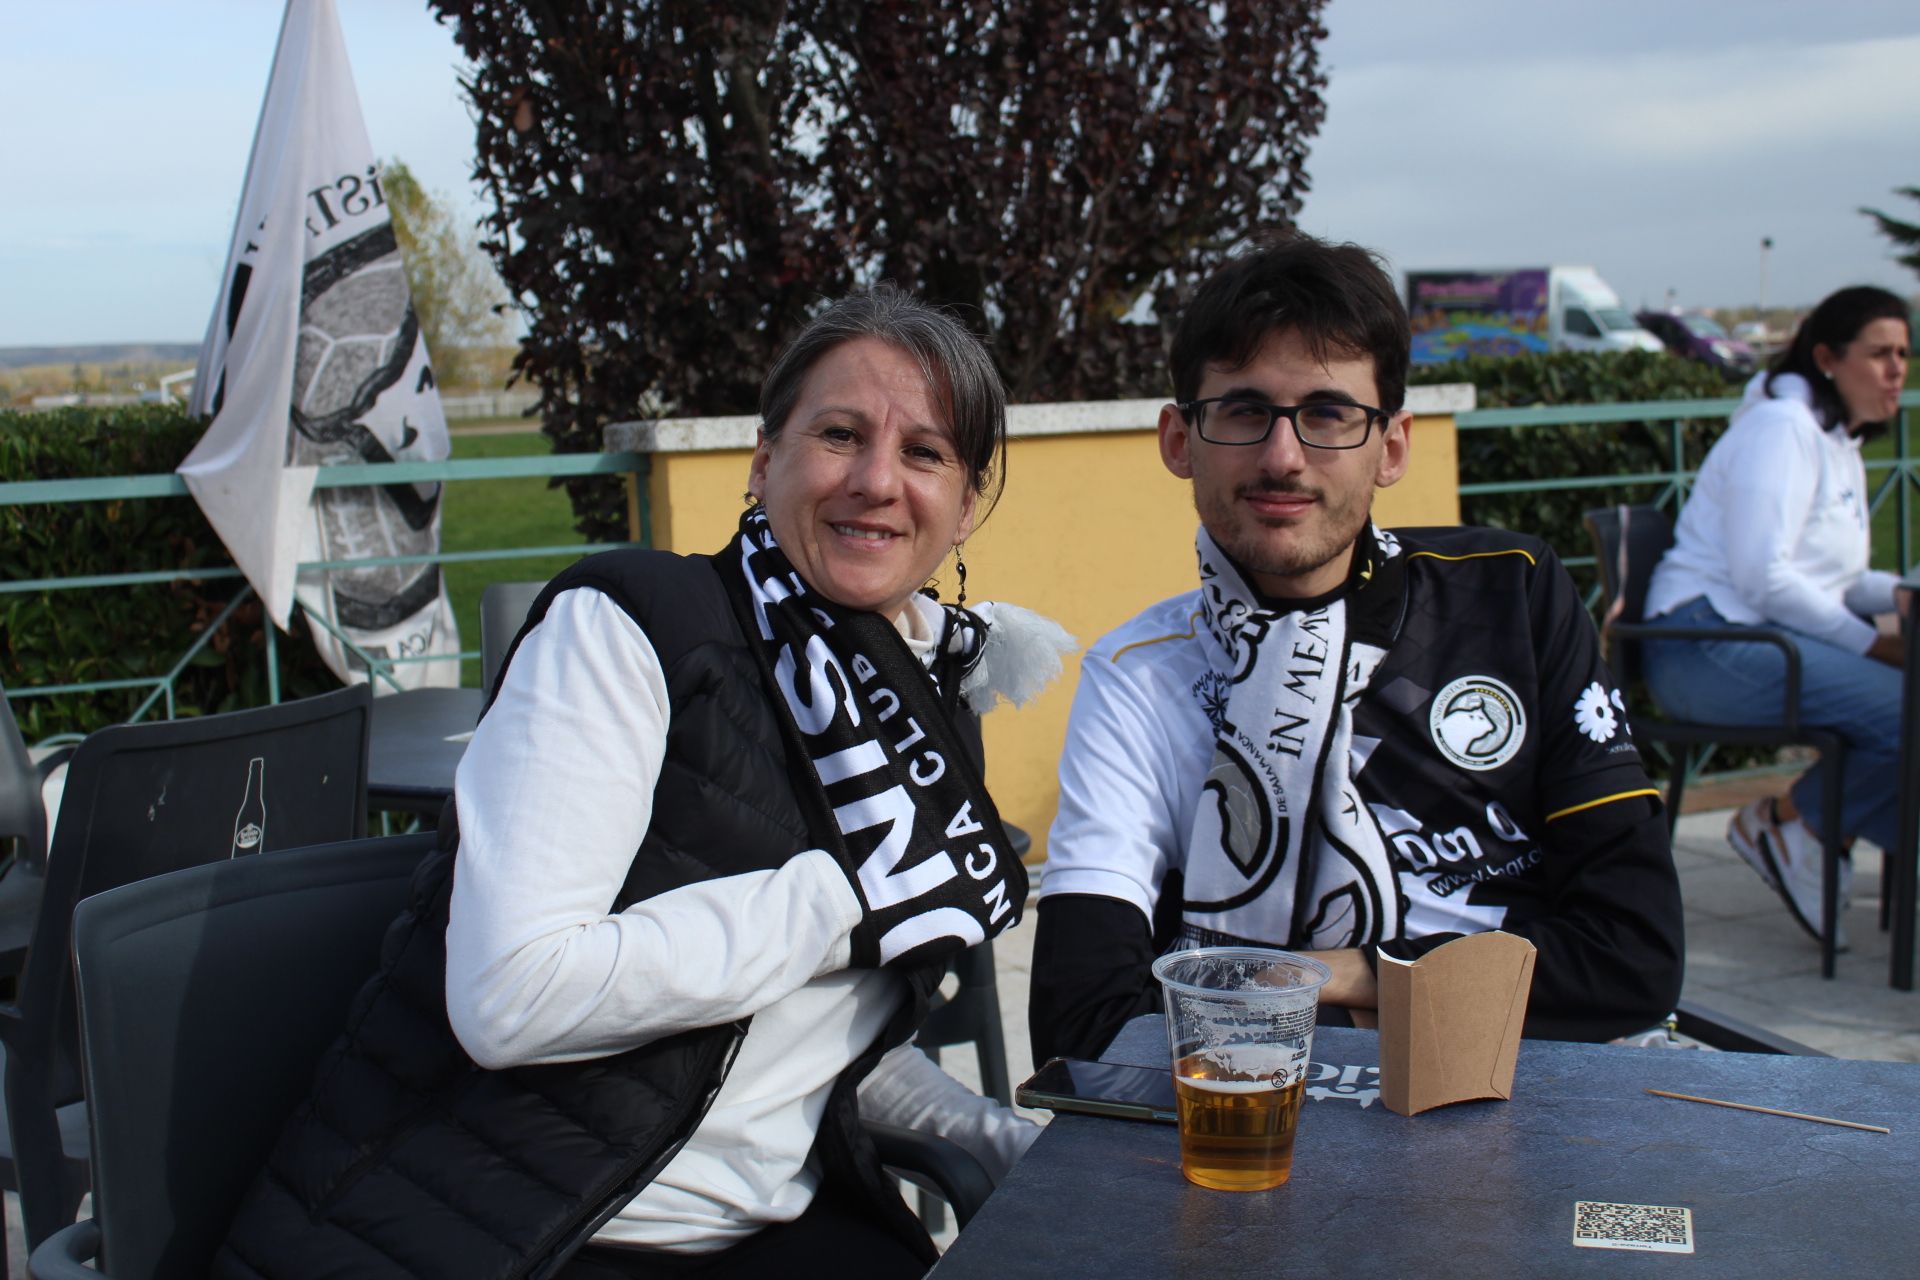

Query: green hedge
[0,405,335,741]
[1411,350,1736,588]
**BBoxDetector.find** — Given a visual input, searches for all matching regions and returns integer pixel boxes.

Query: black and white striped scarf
[719,507,1026,969]
[1179,523,1406,952]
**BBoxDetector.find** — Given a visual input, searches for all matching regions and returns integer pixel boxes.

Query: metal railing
[1,450,650,729]
[7,389,1919,735]
[1456,390,1920,587]
[1453,389,1920,791]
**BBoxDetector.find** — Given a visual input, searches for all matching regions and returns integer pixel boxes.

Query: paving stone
[1682,916,1830,987]
[1681,859,1810,924]
[1669,804,1919,1061]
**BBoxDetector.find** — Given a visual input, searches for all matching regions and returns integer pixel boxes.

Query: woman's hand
[1868,629,1906,668]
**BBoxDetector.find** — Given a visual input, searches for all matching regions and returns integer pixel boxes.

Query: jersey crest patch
[1429,675,1526,771]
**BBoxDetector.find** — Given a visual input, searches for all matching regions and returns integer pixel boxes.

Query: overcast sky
[4,0,1917,347]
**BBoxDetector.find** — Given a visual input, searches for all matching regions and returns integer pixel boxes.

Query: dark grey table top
[932,1015,1919,1277]
[367,686,484,814]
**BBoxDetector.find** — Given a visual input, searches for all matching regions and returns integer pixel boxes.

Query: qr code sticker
[1572,1201,1695,1253]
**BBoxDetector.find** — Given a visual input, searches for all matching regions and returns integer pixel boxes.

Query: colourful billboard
[1406,269,1551,364]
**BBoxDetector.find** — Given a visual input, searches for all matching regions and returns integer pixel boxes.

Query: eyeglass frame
[1174,396,1391,450]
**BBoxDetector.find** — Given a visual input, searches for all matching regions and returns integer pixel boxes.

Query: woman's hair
[1768,285,1910,429]
[759,285,1007,509]
[1170,232,1411,414]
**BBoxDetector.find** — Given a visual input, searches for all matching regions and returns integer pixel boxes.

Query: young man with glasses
[1029,235,1684,1063]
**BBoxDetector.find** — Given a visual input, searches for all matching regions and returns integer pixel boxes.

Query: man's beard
[1197,479,1372,590]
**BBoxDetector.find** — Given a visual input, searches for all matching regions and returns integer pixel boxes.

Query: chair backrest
[1,683,49,870]
[916,941,1012,1106]
[1581,504,1677,681]
[480,580,547,694]
[13,685,373,1123]
[71,831,437,1279]
[913,706,1012,1104]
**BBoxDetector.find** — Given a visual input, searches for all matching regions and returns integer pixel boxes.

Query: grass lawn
[439,422,596,687]
[1863,422,1918,577]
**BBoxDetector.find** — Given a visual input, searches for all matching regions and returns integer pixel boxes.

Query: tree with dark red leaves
[429,1,1327,540]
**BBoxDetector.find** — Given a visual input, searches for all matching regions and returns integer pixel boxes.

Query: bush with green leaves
[1412,350,1737,588]
[0,405,334,740]
[429,0,1331,543]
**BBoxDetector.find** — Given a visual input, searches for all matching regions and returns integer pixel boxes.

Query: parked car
[1635,309,1757,376]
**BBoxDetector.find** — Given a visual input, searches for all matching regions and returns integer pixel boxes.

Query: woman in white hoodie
[1641,286,1910,948]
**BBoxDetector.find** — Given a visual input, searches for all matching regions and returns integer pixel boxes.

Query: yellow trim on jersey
[1545,788,1660,823]
[1407,548,1538,567]
[1109,610,1205,662]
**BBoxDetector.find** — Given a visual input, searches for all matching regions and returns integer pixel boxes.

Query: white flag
[184,0,460,690]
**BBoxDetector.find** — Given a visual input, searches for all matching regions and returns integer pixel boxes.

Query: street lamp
[1758,237,1773,341]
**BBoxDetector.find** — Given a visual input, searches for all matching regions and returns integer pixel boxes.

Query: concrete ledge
[605,384,1476,454]
[1406,382,1476,415]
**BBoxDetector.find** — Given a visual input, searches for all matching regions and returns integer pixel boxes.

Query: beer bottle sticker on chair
[232,757,268,857]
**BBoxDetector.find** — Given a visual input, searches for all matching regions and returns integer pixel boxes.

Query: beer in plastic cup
[1151,947,1331,1191]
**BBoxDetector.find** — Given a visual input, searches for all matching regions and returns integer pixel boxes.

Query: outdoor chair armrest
[865,1120,995,1229]
[28,1218,99,1278]
[1610,620,1805,730]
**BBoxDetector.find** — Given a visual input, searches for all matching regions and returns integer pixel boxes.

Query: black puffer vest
[214,549,948,1279]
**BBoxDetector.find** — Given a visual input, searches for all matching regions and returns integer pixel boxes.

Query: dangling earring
[954,544,968,607]
[743,490,758,507]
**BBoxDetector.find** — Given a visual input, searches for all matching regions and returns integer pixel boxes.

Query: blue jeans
[1639,596,1900,851]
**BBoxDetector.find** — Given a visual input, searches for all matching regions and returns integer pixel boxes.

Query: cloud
[1320,33,1920,172]
[1585,36,1920,161]
[1301,30,1920,307]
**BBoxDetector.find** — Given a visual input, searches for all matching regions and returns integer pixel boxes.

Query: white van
[1552,267,1666,355]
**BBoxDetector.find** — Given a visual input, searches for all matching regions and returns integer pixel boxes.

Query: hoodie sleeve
[1714,408,1878,653]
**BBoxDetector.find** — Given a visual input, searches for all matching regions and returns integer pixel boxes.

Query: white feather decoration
[960,601,1078,711]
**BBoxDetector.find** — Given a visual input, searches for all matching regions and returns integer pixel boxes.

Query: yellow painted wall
[647,412,1460,862]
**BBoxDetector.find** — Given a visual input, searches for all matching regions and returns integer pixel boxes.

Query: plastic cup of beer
[1150,947,1332,1191]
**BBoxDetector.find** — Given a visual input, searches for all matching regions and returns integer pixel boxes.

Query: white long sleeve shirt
[1645,371,1899,652]
[446,586,1035,1255]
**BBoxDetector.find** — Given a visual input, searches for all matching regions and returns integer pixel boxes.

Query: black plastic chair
[31,832,435,1279]
[918,691,1017,1106]
[899,709,1027,1233]
[0,686,66,988]
[0,685,372,1263]
[0,687,50,874]
[1672,998,1825,1056]
[31,833,991,1278]
[1584,504,1850,979]
[480,579,547,694]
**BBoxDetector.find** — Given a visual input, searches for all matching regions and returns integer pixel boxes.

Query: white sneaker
[1726,799,1781,892]
[1768,815,1850,953]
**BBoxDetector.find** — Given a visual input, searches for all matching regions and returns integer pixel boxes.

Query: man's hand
[1298,948,1378,1009]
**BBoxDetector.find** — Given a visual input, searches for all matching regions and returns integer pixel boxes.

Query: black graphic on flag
[292,224,444,635]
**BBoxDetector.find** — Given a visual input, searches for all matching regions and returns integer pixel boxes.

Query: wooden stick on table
[1646,1088,1891,1134]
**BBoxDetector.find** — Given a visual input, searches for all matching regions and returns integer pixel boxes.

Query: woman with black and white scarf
[215,288,1072,1280]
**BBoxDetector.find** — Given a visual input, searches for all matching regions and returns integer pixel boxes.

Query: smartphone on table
[1015,1057,1178,1124]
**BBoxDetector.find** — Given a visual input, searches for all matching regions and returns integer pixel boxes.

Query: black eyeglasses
[1178,397,1387,450]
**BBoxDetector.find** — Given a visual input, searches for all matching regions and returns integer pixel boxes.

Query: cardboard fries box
[1377,931,1538,1116]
